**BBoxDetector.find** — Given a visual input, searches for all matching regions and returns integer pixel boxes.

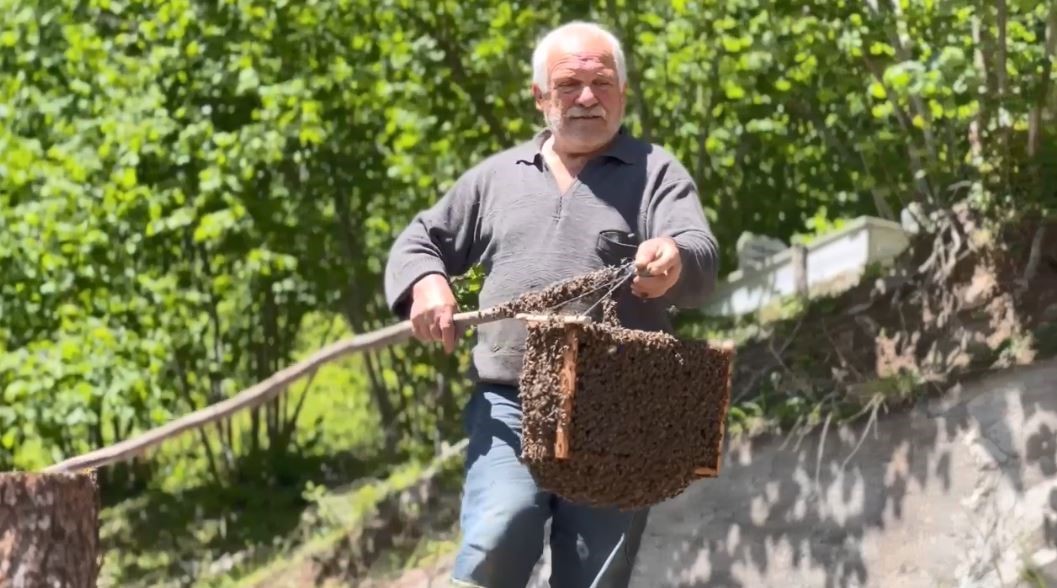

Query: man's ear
[532,83,545,111]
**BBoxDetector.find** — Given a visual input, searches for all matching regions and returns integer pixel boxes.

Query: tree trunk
[0,472,101,587]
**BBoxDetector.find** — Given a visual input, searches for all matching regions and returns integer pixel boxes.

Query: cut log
[554,326,580,460]
[0,472,100,588]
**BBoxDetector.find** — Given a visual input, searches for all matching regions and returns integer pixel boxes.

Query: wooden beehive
[518,319,735,510]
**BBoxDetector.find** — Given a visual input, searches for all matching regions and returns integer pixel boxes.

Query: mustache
[566,105,605,118]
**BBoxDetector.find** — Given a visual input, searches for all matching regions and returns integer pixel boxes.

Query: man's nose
[576,86,598,106]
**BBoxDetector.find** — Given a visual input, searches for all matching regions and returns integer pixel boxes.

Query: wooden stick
[514,313,592,325]
[44,307,508,474]
[715,341,736,477]
[554,325,580,459]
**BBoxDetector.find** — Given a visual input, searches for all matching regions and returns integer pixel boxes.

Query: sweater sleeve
[646,178,720,309]
[383,171,485,319]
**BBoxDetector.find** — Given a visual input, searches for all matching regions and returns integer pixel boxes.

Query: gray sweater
[384,127,720,386]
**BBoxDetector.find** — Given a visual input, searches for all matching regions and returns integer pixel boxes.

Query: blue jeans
[452,384,648,588]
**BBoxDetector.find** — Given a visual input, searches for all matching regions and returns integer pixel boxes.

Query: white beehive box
[704,216,912,317]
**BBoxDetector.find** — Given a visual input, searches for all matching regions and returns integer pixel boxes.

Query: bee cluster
[494,264,628,318]
[496,265,734,510]
[518,321,733,510]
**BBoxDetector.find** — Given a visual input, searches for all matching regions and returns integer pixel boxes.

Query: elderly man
[384,20,719,588]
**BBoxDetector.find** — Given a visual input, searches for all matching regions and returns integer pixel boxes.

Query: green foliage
[4,0,1054,470]
[2,0,1057,583]
[791,209,849,246]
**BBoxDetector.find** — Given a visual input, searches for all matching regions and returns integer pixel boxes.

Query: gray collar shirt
[384,126,720,386]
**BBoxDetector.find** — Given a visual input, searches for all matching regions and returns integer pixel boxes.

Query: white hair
[531,21,627,90]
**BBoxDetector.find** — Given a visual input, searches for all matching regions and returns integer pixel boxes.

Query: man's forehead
[546,35,616,73]
[550,53,613,71]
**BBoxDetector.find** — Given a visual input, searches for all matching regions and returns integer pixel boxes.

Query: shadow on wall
[631,358,1057,588]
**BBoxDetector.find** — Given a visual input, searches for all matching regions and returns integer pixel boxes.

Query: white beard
[544,106,608,137]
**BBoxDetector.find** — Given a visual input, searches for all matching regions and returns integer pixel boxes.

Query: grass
[94,311,401,587]
[231,443,465,587]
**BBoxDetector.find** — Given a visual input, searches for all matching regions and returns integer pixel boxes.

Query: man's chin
[568,132,616,150]
[564,118,610,132]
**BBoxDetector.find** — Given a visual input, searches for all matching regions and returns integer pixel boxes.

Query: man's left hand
[632,237,682,299]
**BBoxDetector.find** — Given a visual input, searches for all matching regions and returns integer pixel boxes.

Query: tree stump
[0,472,101,588]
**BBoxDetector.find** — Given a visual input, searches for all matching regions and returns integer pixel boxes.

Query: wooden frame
[522,319,736,477]
[693,340,736,479]
[554,326,580,459]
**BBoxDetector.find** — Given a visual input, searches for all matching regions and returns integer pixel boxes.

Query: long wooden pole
[44,307,513,474]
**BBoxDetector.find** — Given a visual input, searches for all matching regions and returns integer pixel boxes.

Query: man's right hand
[409,273,459,354]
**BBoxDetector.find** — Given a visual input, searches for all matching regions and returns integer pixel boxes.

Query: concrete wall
[627,358,1057,588]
